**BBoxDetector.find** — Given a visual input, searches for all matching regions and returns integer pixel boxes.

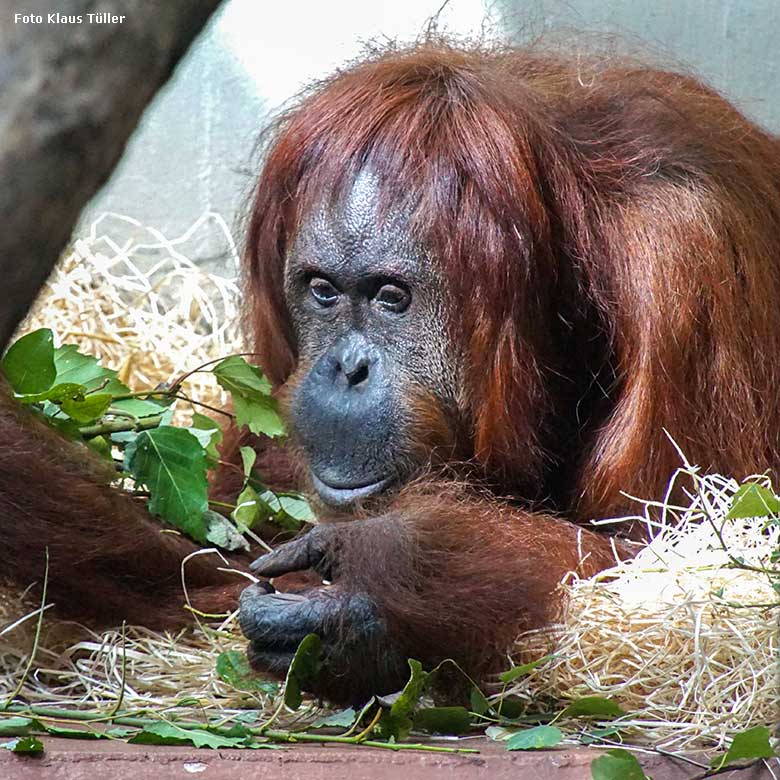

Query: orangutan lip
[310,471,392,507]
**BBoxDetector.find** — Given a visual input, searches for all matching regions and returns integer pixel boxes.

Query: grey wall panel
[497,0,780,131]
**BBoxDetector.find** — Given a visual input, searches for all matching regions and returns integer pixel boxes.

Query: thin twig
[352,707,383,742]
[173,392,235,420]
[79,414,163,438]
[170,352,264,391]
[107,622,128,718]
[688,758,763,779]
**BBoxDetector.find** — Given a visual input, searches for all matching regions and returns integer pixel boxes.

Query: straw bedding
[20,211,241,417]
[0,214,775,748]
[501,465,778,750]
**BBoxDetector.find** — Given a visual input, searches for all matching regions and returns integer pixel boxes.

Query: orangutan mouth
[309,471,393,508]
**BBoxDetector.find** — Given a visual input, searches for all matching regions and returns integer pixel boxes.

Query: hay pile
[0,588,265,713]
[503,463,779,750]
[0,214,776,748]
[21,210,242,418]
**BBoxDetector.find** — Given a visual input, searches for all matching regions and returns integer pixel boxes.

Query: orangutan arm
[0,388,242,628]
[239,483,617,704]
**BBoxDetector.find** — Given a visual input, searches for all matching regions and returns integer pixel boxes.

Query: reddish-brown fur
[2,40,780,693]
[0,378,242,627]
[245,41,780,515]
[330,481,616,684]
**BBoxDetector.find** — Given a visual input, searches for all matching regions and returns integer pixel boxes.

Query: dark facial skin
[285,171,457,509]
[239,174,462,703]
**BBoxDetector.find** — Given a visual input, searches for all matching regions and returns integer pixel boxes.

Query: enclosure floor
[0,738,774,779]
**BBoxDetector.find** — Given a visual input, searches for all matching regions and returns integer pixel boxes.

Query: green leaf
[216,650,278,695]
[559,696,625,719]
[240,446,257,478]
[283,634,323,710]
[112,396,170,419]
[129,722,250,749]
[727,484,780,519]
[232,485,261,530]
[591,748,648,780]
[204,511,250,552]
[208,723,253,740]
[61,392,112,423]
[125,426,209,541]
[232,711,260,725]
[1,736,44,754]
[493,696,526,719]
[213,356,273,394]
[580,725,625,745]
[15,381,87,405]
[0,717,37,736]
[213,356,285,438]
[86,435,113,462]
[506,725,563,750]
[2,329,56,394]
[311,708,357,729]
[191,413,224,461]
[20,380,115,425]
[413,707,472,735]
[277,495,316,523]
[709,726,776,769]
[485,725,514,741]
[41,725,104,740]
[469,686,490,716]
[257,489,282,513]
[234,394,284,438]
[499,654,554,684]
[52,343,127,394]
[105,727,137,739]
[378,659,428,741]
[253,490,316,531]
[111,430,140,447]
[0,719,105,742]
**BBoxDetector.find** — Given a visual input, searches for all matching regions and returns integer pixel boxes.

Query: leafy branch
[1,328,315,552]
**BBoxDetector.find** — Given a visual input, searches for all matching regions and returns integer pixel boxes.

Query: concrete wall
[80,0,490,271]
[82,0,780,272]
[497,0,780,131]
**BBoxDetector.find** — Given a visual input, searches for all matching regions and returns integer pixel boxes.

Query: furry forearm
[0,389,238,627]
[338,483,617,679]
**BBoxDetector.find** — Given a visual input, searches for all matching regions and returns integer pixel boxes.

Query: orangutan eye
[309,277,340,307]
[375,283,410,313]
